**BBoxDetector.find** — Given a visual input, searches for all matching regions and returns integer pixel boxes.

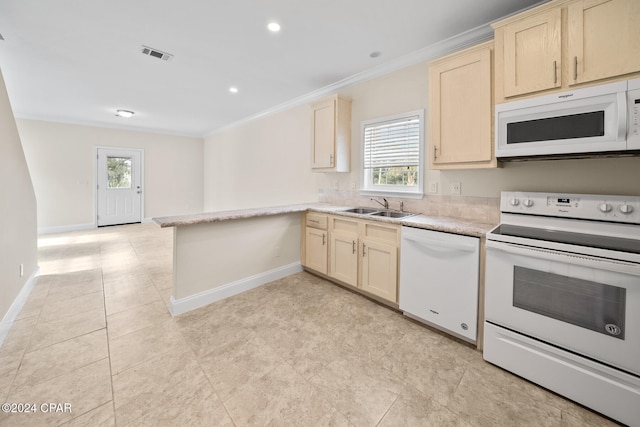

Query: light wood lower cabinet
[303,213,400,305]
[361,238,398,302]
[329,230,358,286]
[302,213,328,275]
[304,228,327,274]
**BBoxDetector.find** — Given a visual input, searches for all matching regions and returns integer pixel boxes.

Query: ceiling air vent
[141,45,173,61]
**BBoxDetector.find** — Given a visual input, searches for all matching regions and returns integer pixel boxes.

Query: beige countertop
[153,203,497,237]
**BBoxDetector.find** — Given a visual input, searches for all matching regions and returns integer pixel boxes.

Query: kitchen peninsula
[154,204,494,318]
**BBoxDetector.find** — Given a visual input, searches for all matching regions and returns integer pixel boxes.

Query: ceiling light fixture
[229,87,239,94]
[369,51,382,58]
[267,22,281,32]
[115,109,135,118]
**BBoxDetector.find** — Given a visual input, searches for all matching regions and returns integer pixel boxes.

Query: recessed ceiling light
[229,87,239,94]
[267,22,281,32]
[115,109,135,118]
[370,51,382,58]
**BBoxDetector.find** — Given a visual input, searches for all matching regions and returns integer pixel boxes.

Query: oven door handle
[486,240,640,276]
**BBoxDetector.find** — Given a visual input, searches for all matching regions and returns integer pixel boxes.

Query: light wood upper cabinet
[494,0,640,102]
[503,8,562,97]
[310,95,351,172]
[568,0,640,85]
[428,41,496,169]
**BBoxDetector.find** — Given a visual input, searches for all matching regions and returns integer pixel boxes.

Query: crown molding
[13,113,204,139]
[205,23,493,138]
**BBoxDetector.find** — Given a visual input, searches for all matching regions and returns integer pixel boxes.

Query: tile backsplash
[318,189,500,225]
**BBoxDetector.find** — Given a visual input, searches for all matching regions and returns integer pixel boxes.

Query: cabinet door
[360,239,398,303]
[568,0,640,85]
[429,45,493,168]
[329,231,358,287]
[503,8,562,97]
[305,228,327,274]
[311,98,335,169]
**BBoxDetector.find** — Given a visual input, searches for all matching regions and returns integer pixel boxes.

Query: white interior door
[97,148,143,226]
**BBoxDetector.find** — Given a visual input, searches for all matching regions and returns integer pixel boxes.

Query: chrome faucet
[371,198,389,210]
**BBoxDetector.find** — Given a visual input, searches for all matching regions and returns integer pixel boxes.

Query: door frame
[94,146,145,227]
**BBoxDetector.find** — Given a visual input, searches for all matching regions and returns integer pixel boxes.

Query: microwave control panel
[628,79,640,149]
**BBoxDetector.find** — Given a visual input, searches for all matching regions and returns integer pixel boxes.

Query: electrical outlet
[351,181,357,190]
[428,182,438,194]
[451,182,461,195]
[333,180,339,190]
[275,246,281,258]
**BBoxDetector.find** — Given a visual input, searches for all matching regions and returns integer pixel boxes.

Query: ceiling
[0,0,542,137]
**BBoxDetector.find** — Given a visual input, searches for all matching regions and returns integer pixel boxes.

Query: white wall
[17,119,205,231]
[0,67,38,322]
[203,105,320,211]
[322,60,640,198]
[209,59,638,203]
[171,214,302,314]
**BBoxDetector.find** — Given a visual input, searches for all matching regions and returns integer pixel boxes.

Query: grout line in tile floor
[0,223,622,427]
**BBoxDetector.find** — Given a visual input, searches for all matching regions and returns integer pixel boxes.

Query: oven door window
[513,266,626,339]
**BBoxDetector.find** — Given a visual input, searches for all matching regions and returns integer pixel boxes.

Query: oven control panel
[501,192,640,224]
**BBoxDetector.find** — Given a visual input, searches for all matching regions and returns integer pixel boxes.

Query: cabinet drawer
[331,217,359,234]
[363,222,399,245]
[306,213,327,230]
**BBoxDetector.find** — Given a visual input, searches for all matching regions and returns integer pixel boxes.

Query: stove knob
[599,203,612,213]
[523,199,534,208]
[509,198,520,206]
[619,204,634,214]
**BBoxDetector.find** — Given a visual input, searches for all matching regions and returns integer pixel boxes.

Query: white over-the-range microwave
[495,78,640,159]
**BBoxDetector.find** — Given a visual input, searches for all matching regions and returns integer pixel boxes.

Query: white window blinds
[363,114,421,170]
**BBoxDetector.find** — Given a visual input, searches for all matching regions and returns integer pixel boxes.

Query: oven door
[485,239,640,375]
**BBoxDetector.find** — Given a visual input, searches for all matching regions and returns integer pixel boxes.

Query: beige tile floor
[0,223,621,426]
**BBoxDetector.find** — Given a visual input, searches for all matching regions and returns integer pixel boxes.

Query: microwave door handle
[618,92,628,141]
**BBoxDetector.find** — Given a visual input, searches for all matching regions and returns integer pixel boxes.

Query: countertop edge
[153,203,497,237]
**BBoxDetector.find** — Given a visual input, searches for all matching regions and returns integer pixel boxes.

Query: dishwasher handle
[402,234,477,253]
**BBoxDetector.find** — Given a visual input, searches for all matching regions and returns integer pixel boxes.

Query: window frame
[359,109,424,198]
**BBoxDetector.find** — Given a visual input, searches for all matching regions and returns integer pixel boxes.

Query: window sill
[359,190,424,200]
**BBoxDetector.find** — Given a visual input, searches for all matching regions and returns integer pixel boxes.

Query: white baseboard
[38,223,95,235]
[0,266,40,347]
[169,262,302,316]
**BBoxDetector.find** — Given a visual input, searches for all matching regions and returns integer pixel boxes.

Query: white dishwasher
[399,226,480,343]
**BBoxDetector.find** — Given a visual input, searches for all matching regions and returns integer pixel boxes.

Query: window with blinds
[361,110,423,195]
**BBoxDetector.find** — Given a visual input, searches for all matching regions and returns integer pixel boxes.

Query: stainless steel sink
[370,210,415,218]
[342,207,415,218]
[342,207,380,214]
